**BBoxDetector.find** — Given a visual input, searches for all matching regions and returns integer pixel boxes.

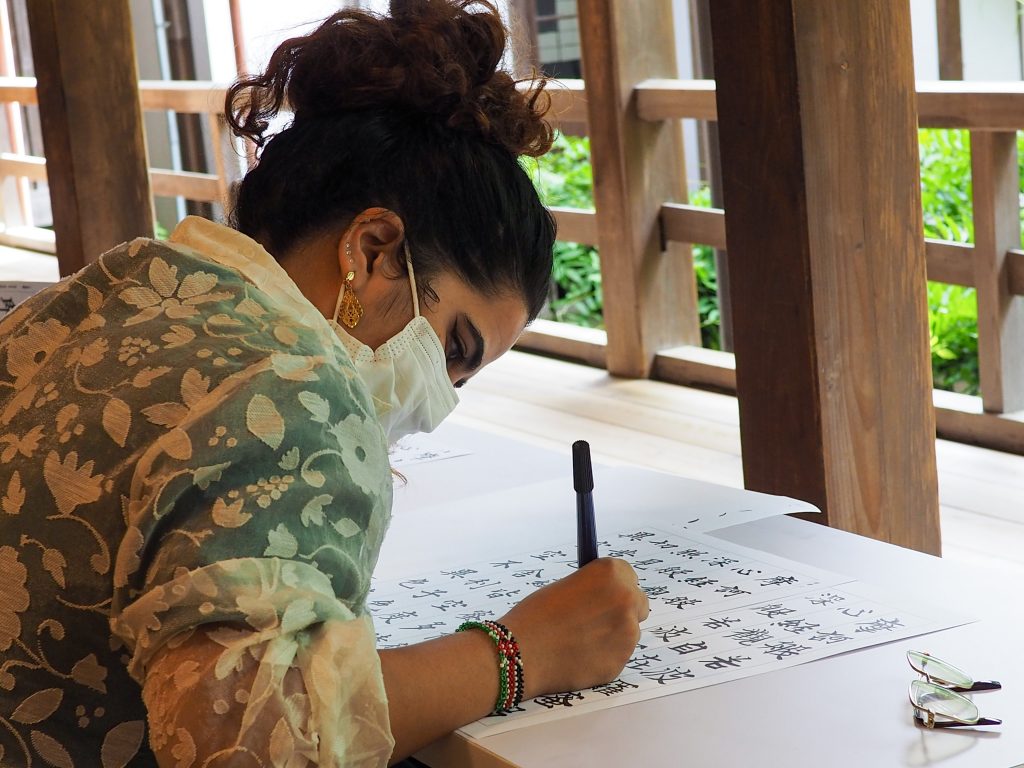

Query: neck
[276,232,342,322]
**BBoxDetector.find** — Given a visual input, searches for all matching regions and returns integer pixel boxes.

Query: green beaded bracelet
[456,620,523,713]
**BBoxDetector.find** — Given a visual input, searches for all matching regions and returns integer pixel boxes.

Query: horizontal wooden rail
[1,76,1019,132]
[917,81,1024,130]
[924,239,974,286]
[0,151,44,182]
[552,204,1024,297]
[1010,250,1024,297]
[635,78,1024,131]
[149,169,222,201]
[636,79,718,121]
[516,324,1024,454]
[516,317,607,367]
[541,79,588,127]
[0,76,230,113]
[0,75,590,126]
[661,203,726,249]
[0,151,222,202]
[549,206,597,243]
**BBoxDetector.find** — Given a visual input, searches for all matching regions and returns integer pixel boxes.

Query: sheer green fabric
[0,218,395,765]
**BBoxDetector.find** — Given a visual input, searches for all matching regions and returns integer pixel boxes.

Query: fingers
[638,583,650,622]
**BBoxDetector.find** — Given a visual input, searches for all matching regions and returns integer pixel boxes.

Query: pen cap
[572,440,593,493]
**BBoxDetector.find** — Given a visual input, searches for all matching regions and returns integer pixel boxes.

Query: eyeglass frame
[906,650,1001,694]
[908,680,1002,729]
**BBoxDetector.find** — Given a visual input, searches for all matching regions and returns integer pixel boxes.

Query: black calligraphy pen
[573,440,598,567]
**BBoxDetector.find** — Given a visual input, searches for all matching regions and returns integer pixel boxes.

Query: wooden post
[936,0,964,80]
[709,0,941,554]
[971,131,1024,414]
[690,0,733,352]
[577,0,700,378]
[27,0,153,275]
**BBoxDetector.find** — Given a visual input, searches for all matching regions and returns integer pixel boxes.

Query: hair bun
[227,0,554,158]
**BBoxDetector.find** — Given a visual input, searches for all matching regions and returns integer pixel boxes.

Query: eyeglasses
[906,651,1002,729]
[907,650,1001,693]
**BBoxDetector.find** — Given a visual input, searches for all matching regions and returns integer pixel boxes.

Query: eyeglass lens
[910,680,979,723]
[907,651,973,689]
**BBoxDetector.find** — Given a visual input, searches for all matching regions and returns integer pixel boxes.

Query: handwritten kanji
[761,641,812,660]
[668,641,708,656]
[591,678,641,696]
[534,692,585,709]
[639,666,696,684]
[701,655,751,670]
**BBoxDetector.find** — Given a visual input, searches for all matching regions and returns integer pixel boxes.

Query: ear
[337,208,406,290]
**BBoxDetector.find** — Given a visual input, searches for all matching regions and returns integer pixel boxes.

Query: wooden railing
[1,75,1022,452]
[0,76,231,260]
[526,78,1024,454]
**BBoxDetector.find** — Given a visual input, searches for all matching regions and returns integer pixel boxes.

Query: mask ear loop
[404,241,420,317]
[332,277,347,326]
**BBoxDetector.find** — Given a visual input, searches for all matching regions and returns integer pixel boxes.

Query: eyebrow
[464,314,485,373]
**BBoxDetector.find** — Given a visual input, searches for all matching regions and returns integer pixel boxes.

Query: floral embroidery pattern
[0,226,394,765]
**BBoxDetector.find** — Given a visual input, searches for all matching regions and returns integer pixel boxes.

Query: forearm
[380,629,525,763]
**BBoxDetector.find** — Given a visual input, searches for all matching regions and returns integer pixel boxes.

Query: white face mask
[329,242,459,441]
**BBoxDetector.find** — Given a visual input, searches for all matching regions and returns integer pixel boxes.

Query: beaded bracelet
[456,619,525,713]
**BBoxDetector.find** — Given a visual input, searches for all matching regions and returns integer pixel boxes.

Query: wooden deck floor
[450,349,1024,576]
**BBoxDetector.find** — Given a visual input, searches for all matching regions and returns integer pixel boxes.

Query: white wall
[910,0,940,80]
[961,0,1022,80]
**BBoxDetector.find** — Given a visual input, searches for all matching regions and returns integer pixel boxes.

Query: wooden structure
[26,0,152,273]
[709,0,940,552]
[5,0,1024,554]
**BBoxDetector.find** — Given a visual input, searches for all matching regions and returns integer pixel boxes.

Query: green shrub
[531,133,603,327]
[533,128,1024,396]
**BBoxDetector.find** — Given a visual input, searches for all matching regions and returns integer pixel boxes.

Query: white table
[380,423,1024,768]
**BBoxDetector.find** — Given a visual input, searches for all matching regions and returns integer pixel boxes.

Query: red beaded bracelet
[456,620,525,713]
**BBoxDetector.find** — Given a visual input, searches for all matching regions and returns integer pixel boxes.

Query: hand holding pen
[494,439,650,696]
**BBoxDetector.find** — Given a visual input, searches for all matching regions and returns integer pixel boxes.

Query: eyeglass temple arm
[957,679,1001,693]
[927,716,1002,728]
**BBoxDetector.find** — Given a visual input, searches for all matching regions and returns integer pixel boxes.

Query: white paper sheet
[388,433,471,468]
[368,525,969,737]
[0,281,50,319]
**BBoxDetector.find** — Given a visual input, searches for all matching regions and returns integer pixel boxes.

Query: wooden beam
[8,74,1024,132]
[550,206,597,245]
[27,0,153,275]
[925,239,974,287]
[1010,250,1024,297]
[0,153,222,203]
[936,0,964,81]
[660,203,726,249]
[515,318,608,368]
[577,0,700,377]
[652,345,736,392]
[971,131,1024,413]
[636,79,717,121]
[917,82,1024,130]
[709,0,941,554]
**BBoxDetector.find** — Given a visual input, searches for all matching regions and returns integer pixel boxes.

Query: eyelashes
[446,325,469,389]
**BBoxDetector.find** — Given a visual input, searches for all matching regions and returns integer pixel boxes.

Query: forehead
[435,272,529,358]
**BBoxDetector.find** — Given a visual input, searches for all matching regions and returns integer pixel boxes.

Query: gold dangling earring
[337,241,363,328]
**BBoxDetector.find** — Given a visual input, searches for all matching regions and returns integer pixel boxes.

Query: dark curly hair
[224,0,556,320]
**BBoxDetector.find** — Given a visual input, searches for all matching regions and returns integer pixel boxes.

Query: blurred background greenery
[533,129,1024,396]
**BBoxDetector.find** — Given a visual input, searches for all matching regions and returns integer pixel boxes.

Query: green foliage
[918,128,979,394]
[927,280,979,394]
[532,133,603,327]
[919,128,973,243]
[532,128,1024,396]
[689,187,721,350]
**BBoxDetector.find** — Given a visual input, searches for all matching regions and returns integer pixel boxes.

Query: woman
[0,1,647,764]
